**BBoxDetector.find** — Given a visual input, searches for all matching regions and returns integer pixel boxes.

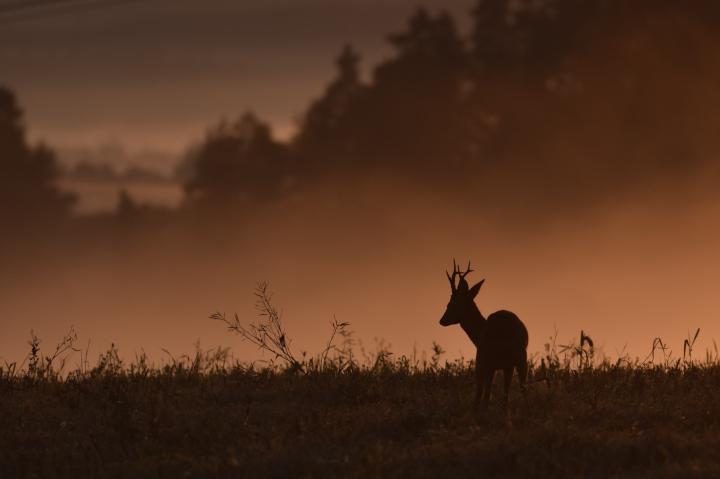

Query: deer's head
[439,260,485,326]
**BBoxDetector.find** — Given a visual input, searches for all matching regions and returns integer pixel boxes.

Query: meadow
[2,288,720,478]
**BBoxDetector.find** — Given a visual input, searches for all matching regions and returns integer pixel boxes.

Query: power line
[0,0,91,15]
[0,0,144,26]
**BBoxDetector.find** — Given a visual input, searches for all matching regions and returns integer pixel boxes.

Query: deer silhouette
[439,260,528,410]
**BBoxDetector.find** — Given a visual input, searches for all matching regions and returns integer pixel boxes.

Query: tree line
[4,0,720,222]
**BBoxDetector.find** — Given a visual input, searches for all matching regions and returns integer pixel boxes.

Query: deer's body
[440,262,528,410]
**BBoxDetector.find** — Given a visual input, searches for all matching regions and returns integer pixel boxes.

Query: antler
[459,260,473,280]
[446,259,474,292]
[446,258,458,293]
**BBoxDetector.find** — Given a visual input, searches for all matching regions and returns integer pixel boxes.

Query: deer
[439,260,528,410]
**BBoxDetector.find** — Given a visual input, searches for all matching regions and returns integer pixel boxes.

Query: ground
[2,358,720,478]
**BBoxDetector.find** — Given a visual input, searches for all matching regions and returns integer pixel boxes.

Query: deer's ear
[468,280,485,299]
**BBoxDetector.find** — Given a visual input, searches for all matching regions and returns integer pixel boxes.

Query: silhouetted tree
[367,9,475,175]
[471,0,516,70]
[182,0,720,211]
[0,87,75,225]
[300,9,475,179]
[295,44,366,175]
[471,0,599,73]
[299,44,363,147]
[184,113,292,204]
[466,0,720,207]
[116,189,139,218]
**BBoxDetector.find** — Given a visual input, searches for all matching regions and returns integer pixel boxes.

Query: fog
[58,179,183,214]
[3,174,720,367]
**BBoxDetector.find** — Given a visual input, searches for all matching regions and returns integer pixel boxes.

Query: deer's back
[482,309,529,354]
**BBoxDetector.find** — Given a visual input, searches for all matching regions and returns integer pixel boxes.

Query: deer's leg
[517,350,528,400]
[502,367,513,410]
[475,362,484,407]
[475,353,486,407]
[481,369,494,410]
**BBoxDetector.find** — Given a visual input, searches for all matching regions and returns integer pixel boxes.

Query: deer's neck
[460,305,486,348]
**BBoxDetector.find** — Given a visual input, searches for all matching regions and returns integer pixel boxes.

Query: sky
[1,0,473,162]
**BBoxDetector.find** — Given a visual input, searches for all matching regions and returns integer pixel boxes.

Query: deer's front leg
[474,359,484,406]
[482,369,494,410]
[502,366,513,411]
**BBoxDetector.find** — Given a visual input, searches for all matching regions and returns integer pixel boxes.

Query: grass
[2,286,720,478]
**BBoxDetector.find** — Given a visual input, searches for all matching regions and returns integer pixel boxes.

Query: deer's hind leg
[474,356,486,406]
[502,366,513,411]
[480,368,494,410]
[516,349,528,395]
[474,364,484,407]
[475,354,494,410]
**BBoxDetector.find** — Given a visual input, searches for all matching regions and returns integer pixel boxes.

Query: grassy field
[3,288,719,478]
[2,339,720,478]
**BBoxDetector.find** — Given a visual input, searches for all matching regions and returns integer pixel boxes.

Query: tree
[299,44,363,145]
[184,112,292,203]
[0,86,75,224]
[358,9,475,175]
[295,44,366,175]
[471,0,586,73]
[294,9,477,181]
